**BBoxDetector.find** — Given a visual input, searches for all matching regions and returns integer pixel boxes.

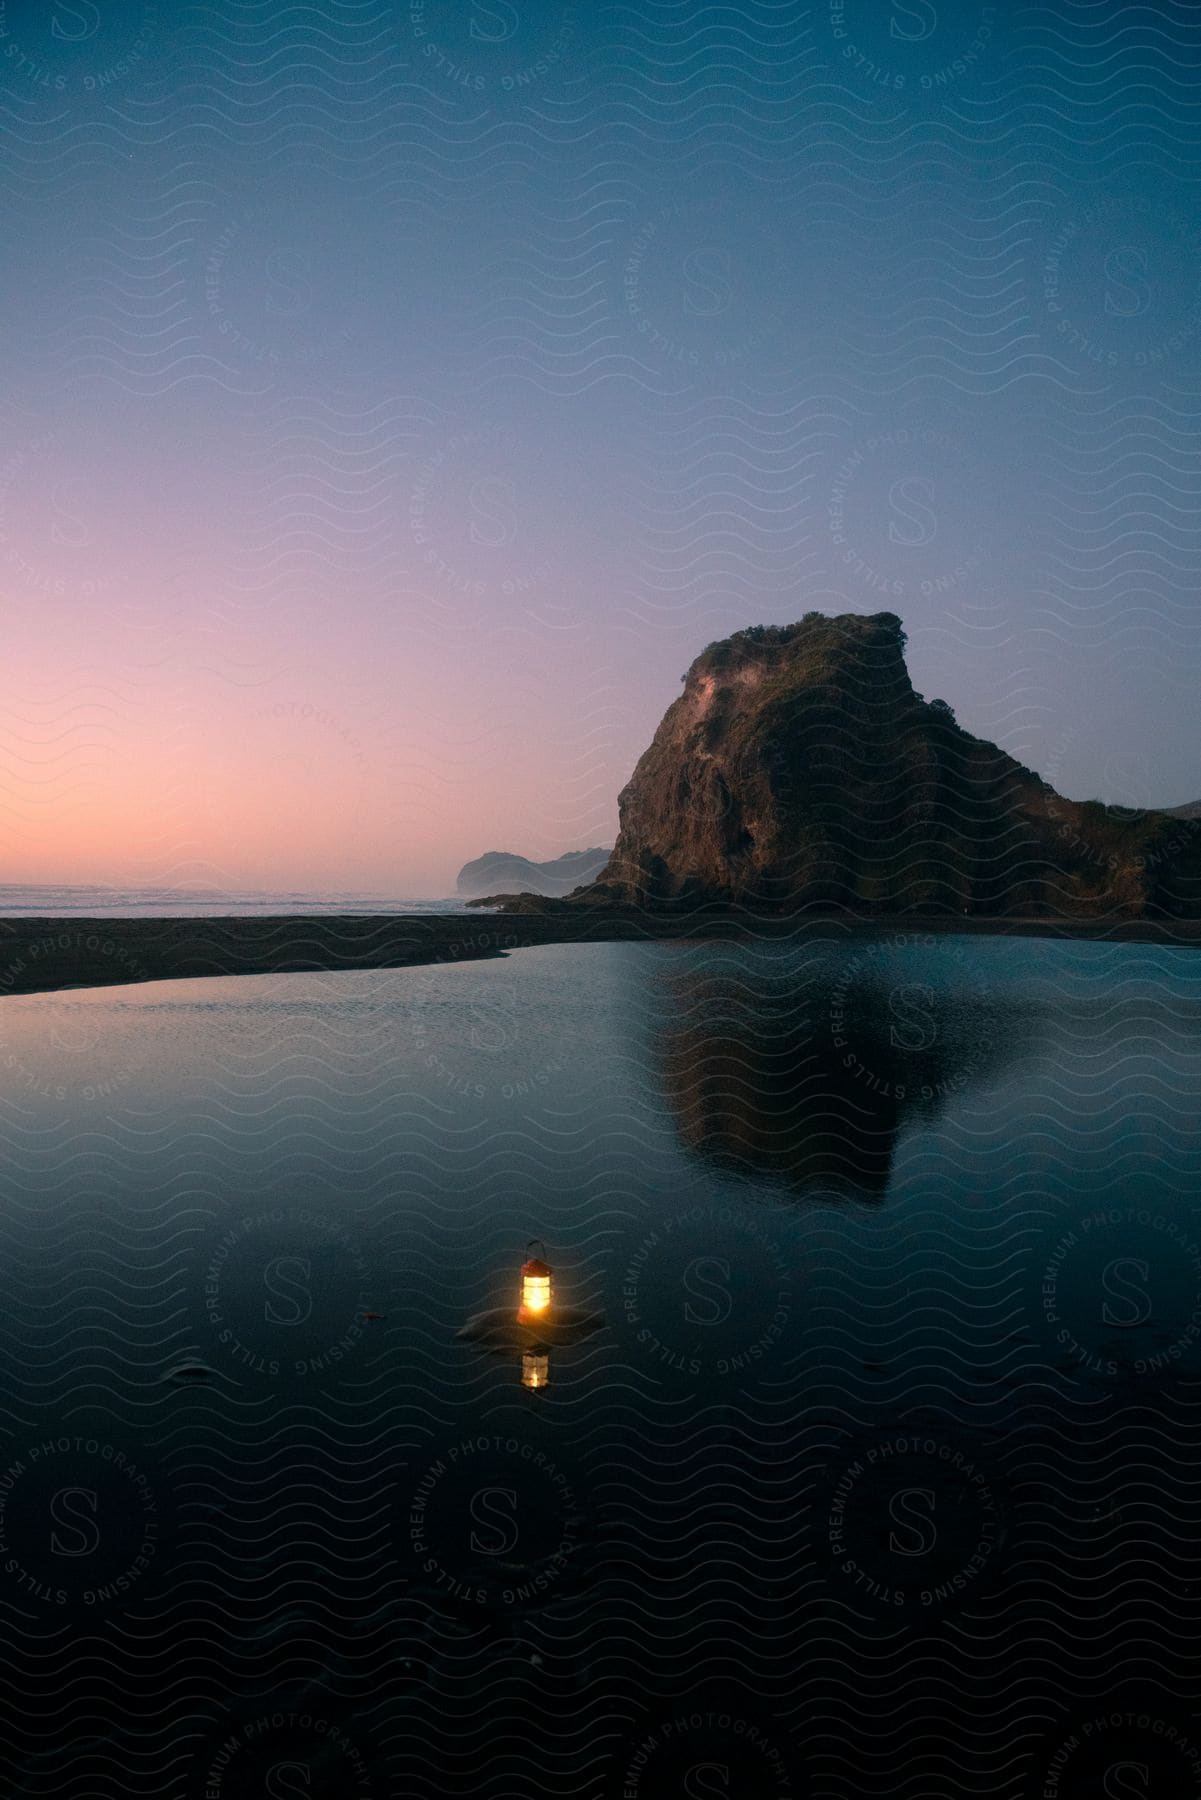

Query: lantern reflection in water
[521,1350,550,1391]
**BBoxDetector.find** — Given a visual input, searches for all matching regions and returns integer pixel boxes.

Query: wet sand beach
[1,907,1199,999]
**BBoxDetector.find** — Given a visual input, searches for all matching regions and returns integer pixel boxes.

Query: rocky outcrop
[590,612,1201,918]
[456,846,611,898]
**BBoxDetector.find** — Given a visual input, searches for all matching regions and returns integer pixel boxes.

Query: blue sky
[2,0,1200,889]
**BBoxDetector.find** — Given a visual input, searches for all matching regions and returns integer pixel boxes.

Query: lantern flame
[518,1252,552,1324]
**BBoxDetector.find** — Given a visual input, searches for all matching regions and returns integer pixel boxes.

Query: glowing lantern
[517,1240,552,1325]
[522,1351,550,1391]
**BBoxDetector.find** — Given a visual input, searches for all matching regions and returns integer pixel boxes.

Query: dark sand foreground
[1,908,1199,1000]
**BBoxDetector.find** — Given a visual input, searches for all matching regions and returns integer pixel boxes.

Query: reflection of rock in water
[656,953,1019,1198]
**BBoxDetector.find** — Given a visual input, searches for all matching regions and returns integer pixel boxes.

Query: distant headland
[456,847,610,898]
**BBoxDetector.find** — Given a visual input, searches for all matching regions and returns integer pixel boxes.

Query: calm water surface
[1,935,1199,1796]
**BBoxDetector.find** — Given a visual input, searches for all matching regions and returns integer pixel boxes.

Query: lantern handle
[526,1237,547,1260]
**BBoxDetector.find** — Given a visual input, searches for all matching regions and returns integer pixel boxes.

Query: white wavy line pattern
[3,0,1201,1792]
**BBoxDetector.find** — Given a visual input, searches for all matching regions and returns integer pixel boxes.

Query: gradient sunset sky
[3,0,1200,895]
